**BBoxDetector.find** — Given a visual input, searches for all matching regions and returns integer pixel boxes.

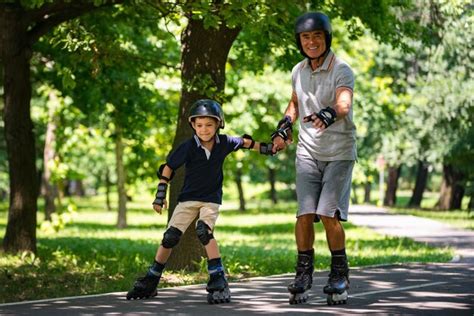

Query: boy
[126,99,273,304]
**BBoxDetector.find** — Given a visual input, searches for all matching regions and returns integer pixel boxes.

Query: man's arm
[272,91,299,153]
[303,87,353,130]
[334,87,353,119]
[284,91,299,123]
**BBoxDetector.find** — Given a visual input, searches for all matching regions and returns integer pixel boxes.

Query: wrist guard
[242,134,255,150]
[271,115,293,141]
[152,183,168,207]
[157,163,175,182]
[259,142,273,155]
[313,107,337,128]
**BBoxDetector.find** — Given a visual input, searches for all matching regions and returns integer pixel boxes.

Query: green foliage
[39,202,78,234]
[31,4,181,194]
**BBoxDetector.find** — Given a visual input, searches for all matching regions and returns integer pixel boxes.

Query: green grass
[0,196,453,304]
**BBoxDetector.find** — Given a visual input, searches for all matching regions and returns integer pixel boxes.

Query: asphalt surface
[1,205,473,315]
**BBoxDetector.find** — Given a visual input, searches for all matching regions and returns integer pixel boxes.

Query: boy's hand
[152,182,168,214]
[153,200,167,214]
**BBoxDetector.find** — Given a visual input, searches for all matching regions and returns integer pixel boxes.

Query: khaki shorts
[168,201,220,233]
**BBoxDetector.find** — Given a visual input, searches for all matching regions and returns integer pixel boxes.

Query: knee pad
[195,220,214,246]
[161,226,182,249]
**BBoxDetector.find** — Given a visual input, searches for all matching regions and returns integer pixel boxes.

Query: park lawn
[387,207,474,230]
[0,197,453,304]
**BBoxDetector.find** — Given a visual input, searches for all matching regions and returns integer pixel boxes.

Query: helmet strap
[307,49,330,69]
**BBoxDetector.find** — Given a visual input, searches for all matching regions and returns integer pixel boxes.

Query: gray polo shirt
[292,50,357,161]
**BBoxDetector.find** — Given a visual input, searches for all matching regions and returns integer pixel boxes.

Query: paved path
[1,205,473,315]
[350,205,474,264]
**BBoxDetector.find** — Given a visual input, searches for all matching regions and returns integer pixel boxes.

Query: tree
[0,1,123,253]
[1,0,422,262]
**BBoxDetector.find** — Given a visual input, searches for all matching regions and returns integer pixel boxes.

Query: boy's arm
[241,135,273,156]
[152,164,175,214]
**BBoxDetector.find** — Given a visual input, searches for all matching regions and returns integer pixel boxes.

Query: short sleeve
[166,140,191,170]
[335,63,354,91]
[223,135,244,152]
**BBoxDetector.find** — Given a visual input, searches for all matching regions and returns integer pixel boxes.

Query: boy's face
[191,116,219,142]
[299,30,326,59]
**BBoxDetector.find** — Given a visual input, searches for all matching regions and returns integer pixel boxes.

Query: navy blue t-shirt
[166,134,243,204]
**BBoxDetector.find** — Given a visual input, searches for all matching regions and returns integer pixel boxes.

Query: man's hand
[303,107,337,130]
[272,135,287,154]
[303,113,326,130]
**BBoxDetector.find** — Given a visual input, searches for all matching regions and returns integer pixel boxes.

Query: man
[272,12,356,305]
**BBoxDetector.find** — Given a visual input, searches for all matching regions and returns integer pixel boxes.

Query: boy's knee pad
[161,226,182,249]
[195,220,214,246]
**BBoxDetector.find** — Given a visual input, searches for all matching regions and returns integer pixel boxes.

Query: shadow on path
[1,263,472,315]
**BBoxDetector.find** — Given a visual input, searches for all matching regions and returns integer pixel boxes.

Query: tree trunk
[408,160,429,208]
[437,164,465,210]
[42,92,59,220]
[269,167,277,205]
[166,15,240,271]
[351,184,359,204]
[235,166,245,211]
[364,181,371,203]
[384,165,401,207]
[115,124,127,228]
[468,191,473,213]
[105,167,112,211]
[1,7,38,253]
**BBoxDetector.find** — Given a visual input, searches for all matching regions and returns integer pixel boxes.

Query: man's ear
[190,121,196,129]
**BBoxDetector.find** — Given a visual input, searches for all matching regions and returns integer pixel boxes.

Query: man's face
[191,117,219,142]
[299,30,326,59]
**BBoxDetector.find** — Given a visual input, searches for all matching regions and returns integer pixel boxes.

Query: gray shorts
[296,155,354,221]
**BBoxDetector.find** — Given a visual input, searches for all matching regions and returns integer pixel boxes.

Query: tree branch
[27,0,124,46]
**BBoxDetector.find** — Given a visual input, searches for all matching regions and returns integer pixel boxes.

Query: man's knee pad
[195,220,214,246]
[161,226,182,249]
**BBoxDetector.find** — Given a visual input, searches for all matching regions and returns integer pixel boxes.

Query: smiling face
[299,30,326,59]
[191,116,219,143]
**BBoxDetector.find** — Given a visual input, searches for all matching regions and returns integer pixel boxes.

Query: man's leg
[295,213,316,251]
[288,213,316,303]
[320,215,349,303]
[319,215,345,251]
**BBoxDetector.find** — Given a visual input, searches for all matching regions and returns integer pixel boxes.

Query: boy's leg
[196,203,231,304]
[126,202,199,300]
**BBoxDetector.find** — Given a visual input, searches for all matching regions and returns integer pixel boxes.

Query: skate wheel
[207,289,231,304]
[289,292,308,305]
[207,293,214,304]
[327,291,348,306]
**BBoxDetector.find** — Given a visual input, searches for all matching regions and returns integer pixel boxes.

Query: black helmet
[294,12,332,58]
[188,99,225,129]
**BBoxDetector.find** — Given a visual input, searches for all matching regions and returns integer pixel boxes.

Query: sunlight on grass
[0,196,453,304]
